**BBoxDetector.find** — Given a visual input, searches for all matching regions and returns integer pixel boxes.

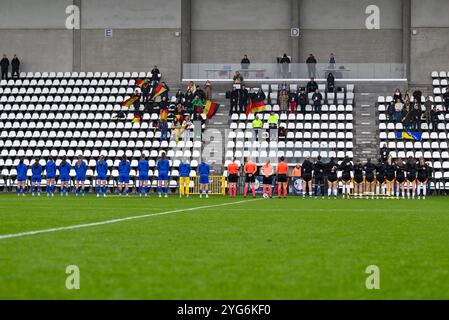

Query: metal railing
[183,63,407,81]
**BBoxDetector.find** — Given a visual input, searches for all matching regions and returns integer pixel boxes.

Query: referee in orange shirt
[227,158,239,198]
[276,156,289,198]
[244,157,258,198]
[262,160,274,198]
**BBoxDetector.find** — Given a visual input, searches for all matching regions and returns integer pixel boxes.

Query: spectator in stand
[267,112,279,129]
[430,106,441,132]
[404,92,410,105]
[329,53,336,69]
[280,53,291,78]
[327,72,335,92]
[312,89,323,113]
[160,81,170,100]
[278,125,286,140]
[280,81,288,91]
[187,81,196,94]
[306,77,318,93]
[192,94,204,120]
[233,71,243,84]
[150,65,161,81]
[159,106,169,142]
[0,54,9,80]
[402,103,413,131]
[298,89,308,114]
[239,84,249,113]
[380,143,389,162]
[423,96,432,126]
[252,114,263,140]
[184,86,195,114]
[279,89,289,112]
[159,95,168,111]
[413,87,422,106]
[195,85,206,101]
[289,94,297,113]
[172,117,184,144]
[183,115,193,141]
[241,54,250,78]
[133,91,141,111]
[176,103,185,122]
[141,82,150,103]
[393,88,402,103]
[204,80,212,100]
[175,89,184,104]
[412,102,422,131]
[306,53,317,78]
[443,86,449,112]
[387,101,395,123]
[394,99,403,123]
[11,54,20,79]
[256,87,266,102]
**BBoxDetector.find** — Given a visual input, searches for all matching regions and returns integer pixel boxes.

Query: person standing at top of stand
[306,53,317,78]
[280,53,291,79]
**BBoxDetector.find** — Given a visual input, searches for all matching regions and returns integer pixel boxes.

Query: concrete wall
[190,0,292,63]
[79,0,182,82]
[81,0,181,29]
[0,30,73,72]
[80,29,181,80]
[0,0,73,71]
[299,0,403,64]
[410,0,449,83]
[0,0,182,81]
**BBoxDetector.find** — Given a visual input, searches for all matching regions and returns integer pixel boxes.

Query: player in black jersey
[364,158,376,199]
[375,158,386,199]
[339,156,353,199]
[405,156,418,199]
[301,156,314,197]
[313,156,325,198]
[395,158,406,198]
[416,157,430,199]
[353,159,364,199]
[384,156,396,197]
[326,157,338,198]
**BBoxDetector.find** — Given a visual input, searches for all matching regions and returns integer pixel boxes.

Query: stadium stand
[225,82,355,168]
[0,72,202,191]
[377,72,449,193]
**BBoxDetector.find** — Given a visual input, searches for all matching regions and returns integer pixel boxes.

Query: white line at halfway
[0,198,262,241]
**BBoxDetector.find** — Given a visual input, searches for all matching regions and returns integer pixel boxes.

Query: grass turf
[1,193,449,299]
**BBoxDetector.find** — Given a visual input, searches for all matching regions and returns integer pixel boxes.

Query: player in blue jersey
[45,157,57,196]
[157,152,170,197]
[138,154,150,197]
[16,158,28,196]
[96,155,109,197]
[59,156,71,197]
[179,159,191,198]
[118,155,131,197]
[74,154,87,197]
[198,160,210,198]
[31,159,43,196]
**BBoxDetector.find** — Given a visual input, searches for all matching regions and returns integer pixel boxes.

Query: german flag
[131,114,142,124]
[122,95,140,108]
[152,82,167,99]
[204,100,218,119]
[245,96,266,115]
[136,79,148,88]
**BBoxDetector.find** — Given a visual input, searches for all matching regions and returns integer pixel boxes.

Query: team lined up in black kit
[298,154,431,199]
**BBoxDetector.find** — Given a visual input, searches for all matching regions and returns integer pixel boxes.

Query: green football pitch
[1,193,449,299]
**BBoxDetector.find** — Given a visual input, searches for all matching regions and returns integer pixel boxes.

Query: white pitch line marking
[0,198,262,241]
